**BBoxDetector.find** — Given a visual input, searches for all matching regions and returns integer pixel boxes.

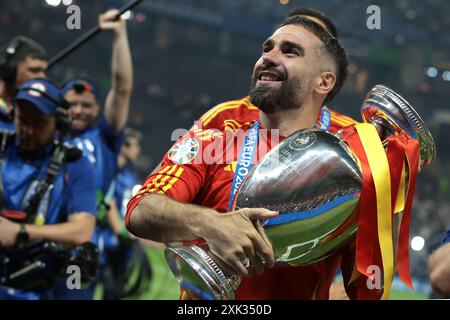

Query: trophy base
[165,244,237,300]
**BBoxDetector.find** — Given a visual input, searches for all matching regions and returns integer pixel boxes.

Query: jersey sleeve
[98,113,125,154]
[125,130,220,229]
[65,155,98,217]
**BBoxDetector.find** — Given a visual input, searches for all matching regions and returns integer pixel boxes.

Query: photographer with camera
[0,78,97,299]
[0,36,47,130]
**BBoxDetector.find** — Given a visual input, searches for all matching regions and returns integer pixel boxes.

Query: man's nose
[70,103,83,114]
[20,123,34,136]
[262,48,281,67]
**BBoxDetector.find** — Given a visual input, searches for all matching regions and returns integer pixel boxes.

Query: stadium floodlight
[426,67,438,78]
[411,236,425,251]
[45,0,62,7]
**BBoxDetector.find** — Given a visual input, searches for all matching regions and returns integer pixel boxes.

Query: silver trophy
[164,85,436,300]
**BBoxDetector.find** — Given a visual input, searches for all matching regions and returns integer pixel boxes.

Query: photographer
[0,36,47,130]
[0,78,97,299]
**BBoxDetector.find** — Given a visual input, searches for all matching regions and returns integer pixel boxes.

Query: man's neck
[259,102,321,137]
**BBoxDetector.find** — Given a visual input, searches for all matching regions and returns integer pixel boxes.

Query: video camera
[0,239,99,292]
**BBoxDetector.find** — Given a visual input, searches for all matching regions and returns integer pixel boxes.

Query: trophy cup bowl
[164,85,436,300]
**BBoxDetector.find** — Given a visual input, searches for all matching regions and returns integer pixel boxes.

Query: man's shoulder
[197,97,259,130]
[167,122,254,166]
[326,106,359,125]
[190,120,254,141]
[64,147,95,177]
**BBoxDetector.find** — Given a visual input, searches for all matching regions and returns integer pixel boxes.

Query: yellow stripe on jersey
[337,115,358,125]
[330,110,358,126]
[331,117,353,127]
[162,167,185,193]
[202,103,242,126]
[224,119,243,130]
[149,165,179,193]
[199,101,242,123]
[201,98,257,127]
[146,165,172,192]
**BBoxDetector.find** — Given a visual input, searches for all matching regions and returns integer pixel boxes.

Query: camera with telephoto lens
[0,240,99,292]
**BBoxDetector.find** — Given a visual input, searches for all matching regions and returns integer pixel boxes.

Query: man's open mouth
[257,70,284,84]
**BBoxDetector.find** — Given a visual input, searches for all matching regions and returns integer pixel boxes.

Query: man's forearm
[429,243,450,296]
[111,28,133,94]
[127,193,218,244]
[26,213,95,248]
[105,26,133,132]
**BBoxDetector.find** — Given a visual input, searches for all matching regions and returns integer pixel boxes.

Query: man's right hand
[201,208,278,278]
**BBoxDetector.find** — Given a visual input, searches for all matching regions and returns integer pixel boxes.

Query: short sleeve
[97,114,124,154]
[65,155,97,216]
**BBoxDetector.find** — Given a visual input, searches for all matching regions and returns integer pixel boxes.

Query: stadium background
[1,0,449,299]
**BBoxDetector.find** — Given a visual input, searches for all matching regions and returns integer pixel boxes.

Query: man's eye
[285,49,298,56]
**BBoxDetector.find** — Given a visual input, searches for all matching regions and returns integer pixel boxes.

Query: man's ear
[315,71,337,96]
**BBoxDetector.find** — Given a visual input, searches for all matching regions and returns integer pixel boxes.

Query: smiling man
[191,6,355,134]
[61,8,133,300]
[125,16,379,300]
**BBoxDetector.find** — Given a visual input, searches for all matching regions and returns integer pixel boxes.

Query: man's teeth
[261,75,279,81]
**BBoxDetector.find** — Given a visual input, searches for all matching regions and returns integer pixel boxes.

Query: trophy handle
[361,84,436,169]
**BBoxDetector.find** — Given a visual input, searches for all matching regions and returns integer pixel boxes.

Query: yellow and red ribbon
[343,123,419,299]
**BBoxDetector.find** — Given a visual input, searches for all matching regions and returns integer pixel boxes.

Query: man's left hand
[99,9,126,35]
[0,218,20,247]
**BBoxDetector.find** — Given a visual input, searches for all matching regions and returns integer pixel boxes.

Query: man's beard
[249,73,310,114]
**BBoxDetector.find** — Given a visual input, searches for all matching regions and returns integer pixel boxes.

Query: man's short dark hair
[280,16,348,105]
[0,36,46,83]
[287,7,338,38]
[0,36,47,65]
[124,127,143,143]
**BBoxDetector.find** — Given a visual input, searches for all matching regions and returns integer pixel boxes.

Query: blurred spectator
[59,8,133,300]
[0,36,47,130]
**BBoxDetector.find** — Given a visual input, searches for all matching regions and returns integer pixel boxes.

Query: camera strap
[23,141,70,224]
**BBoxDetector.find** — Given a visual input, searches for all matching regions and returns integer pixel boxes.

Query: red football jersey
[126,118,379,300]
[194,96,358,134]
